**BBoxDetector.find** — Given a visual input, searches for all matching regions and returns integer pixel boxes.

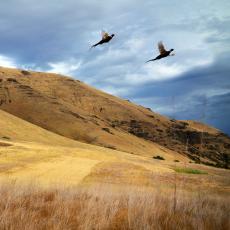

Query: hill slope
[0,109,177,187]
[0,109,83,146]
[0,66,229,167]
[0,108,181,161]
[0,110,229,195]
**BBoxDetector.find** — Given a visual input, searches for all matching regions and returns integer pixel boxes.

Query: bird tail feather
[145,58,156,63]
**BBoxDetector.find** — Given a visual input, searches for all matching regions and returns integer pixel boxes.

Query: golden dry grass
[0,135,229,194]
[0,109,86,147]
[0,109,179,187]
[2,137,229,195]
[0,182,229,230]
[0,138,173,188]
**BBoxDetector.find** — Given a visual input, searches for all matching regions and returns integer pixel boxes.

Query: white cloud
[0,55,17,68]
[98,85,133,97]
[105,55,213,87]
[127,63,184,83]
[47,59,82,76]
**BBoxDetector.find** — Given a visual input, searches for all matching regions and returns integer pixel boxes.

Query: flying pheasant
[91,31,115,49]
[146,41,174,62]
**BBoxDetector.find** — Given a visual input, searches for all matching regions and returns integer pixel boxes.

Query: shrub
[7,78,18,83]
[153,155,165,160]
[102,127,113,134]
[21,70,31,75]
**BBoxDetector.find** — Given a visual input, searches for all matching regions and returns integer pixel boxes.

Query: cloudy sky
[0,0,230,134]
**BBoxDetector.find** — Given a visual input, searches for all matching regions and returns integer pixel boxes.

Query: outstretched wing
[101,31,109,39]
[158,41,167,55]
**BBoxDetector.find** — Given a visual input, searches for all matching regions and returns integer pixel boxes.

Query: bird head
[170,49,175,56]
[111,34,115,37]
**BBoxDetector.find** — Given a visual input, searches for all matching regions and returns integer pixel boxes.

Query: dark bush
[156,128,163,133]
[21,70,31,75]
[7,78,18,83]
[153,155,165,160]
[102,127,113,134]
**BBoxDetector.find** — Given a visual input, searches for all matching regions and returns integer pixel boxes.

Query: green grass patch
[173,167,207,174]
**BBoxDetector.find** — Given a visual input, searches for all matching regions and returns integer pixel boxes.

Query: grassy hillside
[0,109,176,187]
[0,109,229,194]
[0,67,229,167]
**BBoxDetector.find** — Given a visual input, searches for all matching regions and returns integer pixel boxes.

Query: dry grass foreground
[0,183,229,230]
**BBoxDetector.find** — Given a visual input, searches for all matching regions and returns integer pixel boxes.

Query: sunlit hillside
[1,67,229,168]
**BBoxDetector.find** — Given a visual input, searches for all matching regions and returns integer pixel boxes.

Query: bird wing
[158,41,167,55]
[101,31,109,39]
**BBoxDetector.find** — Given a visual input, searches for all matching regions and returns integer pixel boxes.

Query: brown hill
[0,109,86,147]
[183,120,220,135]
[0,66,229,168]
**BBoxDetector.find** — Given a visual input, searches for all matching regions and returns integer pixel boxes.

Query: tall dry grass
[0,182,229,230]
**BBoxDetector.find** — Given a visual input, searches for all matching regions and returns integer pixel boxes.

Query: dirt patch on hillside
[0,142,12,147]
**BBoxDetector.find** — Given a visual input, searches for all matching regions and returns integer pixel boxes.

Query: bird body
[146,41,174,62]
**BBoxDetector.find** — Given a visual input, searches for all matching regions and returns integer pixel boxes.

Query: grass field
[0,183,229,230]
[0,139,229,229]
